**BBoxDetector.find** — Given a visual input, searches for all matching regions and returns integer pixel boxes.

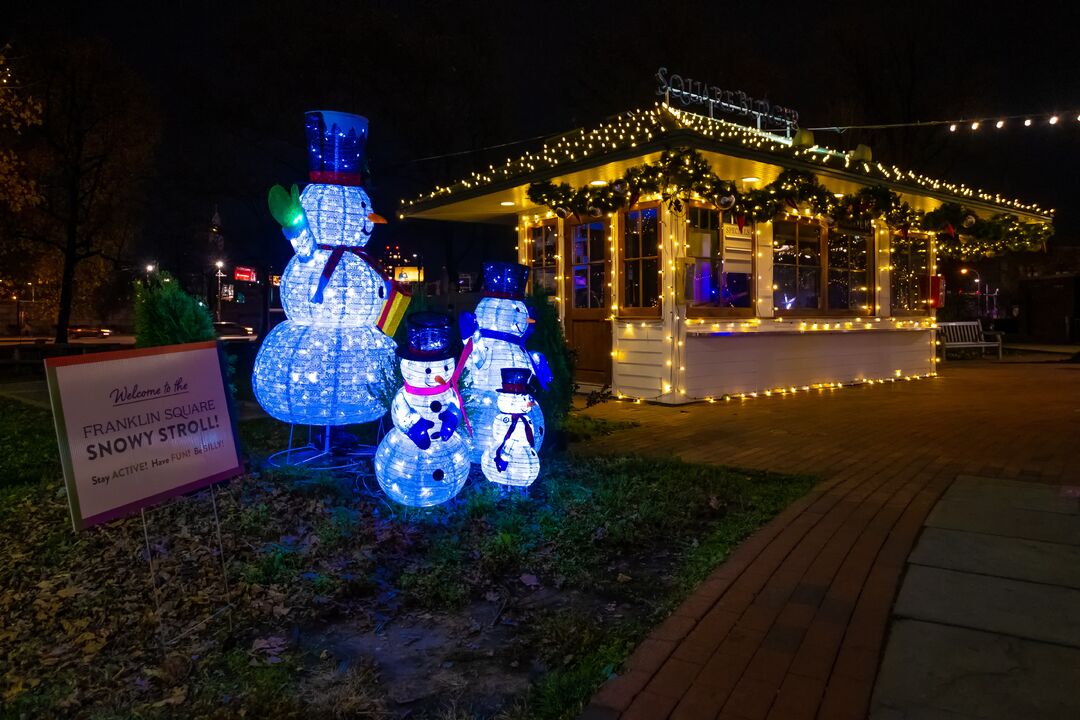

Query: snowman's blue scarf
[495,413,535,473]
[460,308,554,389]
[476,326,553,389]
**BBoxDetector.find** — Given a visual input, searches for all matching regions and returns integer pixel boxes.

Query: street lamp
[214,260,226,322]
[26,282,34,303]
[959,268,984,315]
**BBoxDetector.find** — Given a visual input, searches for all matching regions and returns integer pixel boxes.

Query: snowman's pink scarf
[402,338,473,435]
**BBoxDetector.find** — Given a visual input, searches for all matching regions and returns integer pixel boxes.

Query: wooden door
[563,218,612,386]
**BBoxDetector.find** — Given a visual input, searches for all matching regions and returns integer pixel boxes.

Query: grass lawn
[0,397,815,719]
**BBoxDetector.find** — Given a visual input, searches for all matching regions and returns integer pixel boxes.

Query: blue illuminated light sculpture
[480,368,541,488]
[252,111,396,426]
[374,312,471,506]
[460,262,548,464]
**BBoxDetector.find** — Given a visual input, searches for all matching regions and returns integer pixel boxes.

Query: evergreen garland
[526,148,1051,259]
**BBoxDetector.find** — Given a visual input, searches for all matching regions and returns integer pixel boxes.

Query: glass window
[773,220,822,311]
[571,220,607,309]
[621,208,660,310]
[826,223,872,314]
[685,207,753,309]
[528,222,557,294]
[890,233,931,314]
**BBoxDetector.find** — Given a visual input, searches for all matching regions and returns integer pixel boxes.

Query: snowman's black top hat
[398,311,458,362]
[498,367,534,394]
[482,262,529,299]
[305,110,367,187]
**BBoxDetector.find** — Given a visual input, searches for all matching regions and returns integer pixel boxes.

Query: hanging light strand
[809,111,1077,133]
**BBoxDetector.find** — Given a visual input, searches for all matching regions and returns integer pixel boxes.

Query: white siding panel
[682,330,934,398]
[612,324,667,399]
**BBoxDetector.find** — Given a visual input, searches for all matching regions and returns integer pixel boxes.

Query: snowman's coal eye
[443,365,449,372]
[425,368,431,374]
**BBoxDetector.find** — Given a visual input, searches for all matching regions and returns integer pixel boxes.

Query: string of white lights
[809,111,1080,133]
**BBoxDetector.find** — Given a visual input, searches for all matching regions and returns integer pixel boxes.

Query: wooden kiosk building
[402,103,1052,403]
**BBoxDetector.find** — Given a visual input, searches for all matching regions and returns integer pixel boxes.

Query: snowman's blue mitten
[407,418,435,450]
[459,312,478,340]
[438,405,461,440]
[530,351,554,389]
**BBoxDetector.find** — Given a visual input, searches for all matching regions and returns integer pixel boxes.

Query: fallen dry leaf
[150,685,187,708]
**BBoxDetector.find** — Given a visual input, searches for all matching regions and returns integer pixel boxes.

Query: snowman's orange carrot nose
[526,317,536,324]
[368,212,388,224]
[434,375,447,384]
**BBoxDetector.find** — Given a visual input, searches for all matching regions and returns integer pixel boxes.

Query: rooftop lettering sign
[655,67,799,134]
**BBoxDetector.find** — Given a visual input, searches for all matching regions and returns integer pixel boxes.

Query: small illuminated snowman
[461,262,550,464]
[480,368,540,488]
[374,312,470,507]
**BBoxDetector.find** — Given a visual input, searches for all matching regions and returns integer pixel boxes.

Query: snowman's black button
[432,469,445,481]
[429,400,442,413]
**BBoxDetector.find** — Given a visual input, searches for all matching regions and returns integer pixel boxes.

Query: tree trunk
[54,240,78,344]
[54,173,81,344]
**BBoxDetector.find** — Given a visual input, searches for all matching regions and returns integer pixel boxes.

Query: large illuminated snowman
[481,368,540,488]
[252,111,397,426]
[460,262,550,464]
[374,312,471,507]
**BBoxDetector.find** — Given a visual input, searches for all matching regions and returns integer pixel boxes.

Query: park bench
[937,320,1002,360]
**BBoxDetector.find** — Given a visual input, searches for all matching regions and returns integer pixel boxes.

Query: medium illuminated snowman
[252,111,397,426]
[460,262,550,464]
[374,312,471,507]
[480,368,540,488]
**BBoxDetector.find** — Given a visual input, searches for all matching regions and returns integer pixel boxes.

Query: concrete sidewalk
[577,359,1080,720]
[0,380,52,409]
[1002,342,1078,355]
[871,476,1080,719]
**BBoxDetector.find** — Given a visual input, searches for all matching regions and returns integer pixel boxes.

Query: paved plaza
[578,357,1080,720]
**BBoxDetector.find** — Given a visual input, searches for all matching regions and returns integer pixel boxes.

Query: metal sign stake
[140,508,168,652]
[209,484,234,633]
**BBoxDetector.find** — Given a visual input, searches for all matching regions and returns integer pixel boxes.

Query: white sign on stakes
[45,341,243,531]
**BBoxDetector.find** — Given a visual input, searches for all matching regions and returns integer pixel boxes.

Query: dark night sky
[6,0,1080,278]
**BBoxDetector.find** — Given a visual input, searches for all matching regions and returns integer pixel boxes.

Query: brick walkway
[577,358,1080,720]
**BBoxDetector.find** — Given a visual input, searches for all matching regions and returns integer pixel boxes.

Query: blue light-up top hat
[482,262,530,299]
[305,110,368,186]
[398,311,458,361]
[498,367,534,394]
